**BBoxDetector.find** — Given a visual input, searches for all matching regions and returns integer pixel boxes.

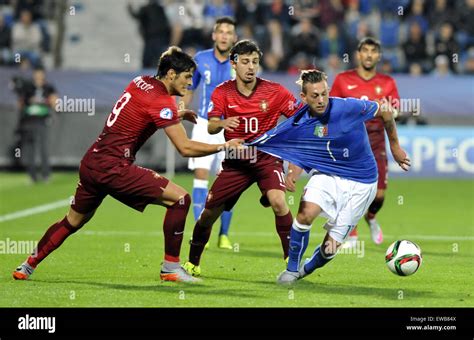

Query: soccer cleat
[218,234,233,249]
[298,259,313,279]
[160,266,202,283]
[276,270,300,285]
[182,261,201,277]
[205,242,209,249]
[13,262,35,280]
[365,215,383,244]
[298,265,308,279]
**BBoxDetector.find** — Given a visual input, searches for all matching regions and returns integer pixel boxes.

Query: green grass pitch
[0,172,472,307]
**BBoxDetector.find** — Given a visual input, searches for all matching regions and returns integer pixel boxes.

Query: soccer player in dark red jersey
[330,37,401,247]
[183,40,302,277]
[13,46,243,283]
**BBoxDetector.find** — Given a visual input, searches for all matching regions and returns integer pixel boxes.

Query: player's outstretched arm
[285,163,304,192]
[376,102,411,171]
[208,117,240,134]
[164,123,243,157]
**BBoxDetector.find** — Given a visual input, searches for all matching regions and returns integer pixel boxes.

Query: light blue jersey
[250,97,380,184]
[191,49,233,119]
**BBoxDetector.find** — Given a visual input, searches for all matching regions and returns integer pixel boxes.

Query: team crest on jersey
[160,108,173,120]
[260,100,268,112]
[375,86,382,95]
[207,101,214,113]
[314,124,328,137]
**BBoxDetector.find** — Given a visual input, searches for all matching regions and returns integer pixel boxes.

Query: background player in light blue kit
[250,69,410,284]
[181,17,237,249]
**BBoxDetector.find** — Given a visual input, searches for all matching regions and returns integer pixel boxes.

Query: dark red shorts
[372,146,388,190]
[71,162,170,214]
[367,130,388,190]
[205,152,286,211]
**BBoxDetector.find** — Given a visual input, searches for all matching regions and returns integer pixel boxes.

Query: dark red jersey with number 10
[208,78,300,143]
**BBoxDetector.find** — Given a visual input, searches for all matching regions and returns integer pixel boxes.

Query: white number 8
[107,92,132,127]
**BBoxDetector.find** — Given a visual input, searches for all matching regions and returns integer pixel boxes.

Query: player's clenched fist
[225,138,245,150]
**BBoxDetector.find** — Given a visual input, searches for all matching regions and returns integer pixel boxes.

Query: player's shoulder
[257,77,281,87]
[256,77,283,89]
[129,76,172,102]
[330,96,365,110]
[334,69,357,80]
[375,72,396,82]
[214,79,235,92]
[194,49,214,62]
[330,96,353,106]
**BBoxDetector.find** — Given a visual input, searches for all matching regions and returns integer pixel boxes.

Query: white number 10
[243,117,258,133]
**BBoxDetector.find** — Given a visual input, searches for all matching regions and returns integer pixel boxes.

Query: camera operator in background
[13,67,58,183]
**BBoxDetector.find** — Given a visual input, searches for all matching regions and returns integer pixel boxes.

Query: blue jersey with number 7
[249,97,380,184]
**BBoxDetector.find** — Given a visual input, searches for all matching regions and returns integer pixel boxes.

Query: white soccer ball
[385,240,422,276]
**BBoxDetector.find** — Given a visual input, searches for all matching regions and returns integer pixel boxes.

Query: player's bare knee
[268,194,288,215]
[296,211,314,226]
[66,211,90,229]
[194,168,209,180]
[198,208,219,228]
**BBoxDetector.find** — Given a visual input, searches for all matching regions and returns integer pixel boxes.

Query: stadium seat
[380,19,400,48]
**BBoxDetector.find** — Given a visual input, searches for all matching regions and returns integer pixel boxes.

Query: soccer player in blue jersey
[250,69,410,284]
[181,17,238,249]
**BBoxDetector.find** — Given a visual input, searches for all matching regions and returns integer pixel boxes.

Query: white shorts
[302,173,377,243]
[188,116,226,173]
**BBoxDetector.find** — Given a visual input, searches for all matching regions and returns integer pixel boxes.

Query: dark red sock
[163,194,191,262]
[188,221,213,266]
[367,197,385,219]
[275,211,292,259]
[27,216,78,268]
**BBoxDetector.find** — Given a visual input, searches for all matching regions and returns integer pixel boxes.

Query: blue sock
[287,220,310,272]
[303,244,336,274]
[192,179,208,221]
[220,210,232,235]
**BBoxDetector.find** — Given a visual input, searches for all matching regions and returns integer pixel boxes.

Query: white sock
[193,179,209,189]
